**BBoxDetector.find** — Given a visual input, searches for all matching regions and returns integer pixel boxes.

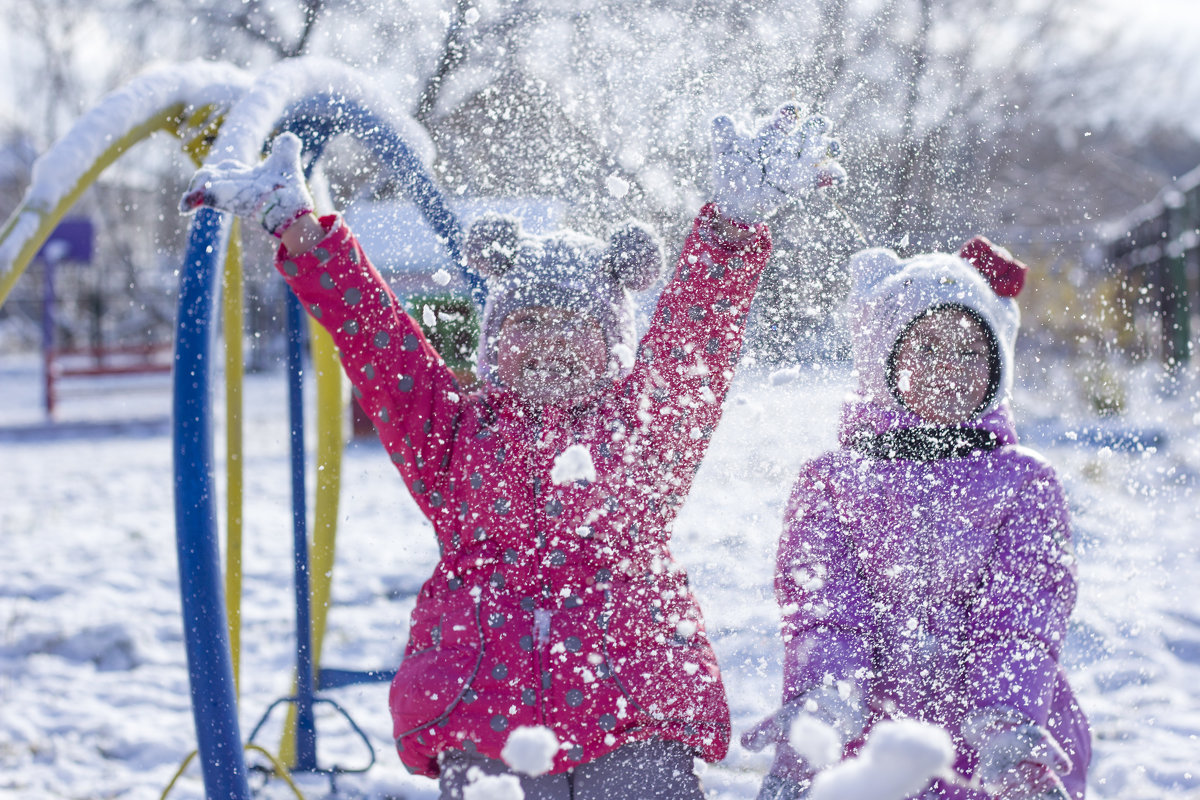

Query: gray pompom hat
[467,213,664,385]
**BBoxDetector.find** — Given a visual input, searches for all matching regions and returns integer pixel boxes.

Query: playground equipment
[0,66,250,420]
[29,216,174,416]
[0,58,480,798]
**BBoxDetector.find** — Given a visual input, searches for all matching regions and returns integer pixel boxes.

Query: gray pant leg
[439,749,571,800]
[573,740,705,800]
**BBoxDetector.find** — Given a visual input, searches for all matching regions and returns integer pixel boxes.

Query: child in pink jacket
[743,241,1091,799]
[182,106,844,798]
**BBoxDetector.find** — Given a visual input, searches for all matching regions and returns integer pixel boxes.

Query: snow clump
[605,174,630,198]
[809,719,955,800]
[463,767,524,800]
[769,366,802,386]
[789,715,843,770]
[501,725,560,777]
[551,444,596,485]
[611,342,635,369]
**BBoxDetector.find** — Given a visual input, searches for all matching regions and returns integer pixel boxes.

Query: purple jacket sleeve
[776,460,875,701]
[274,215,461,518]
[962,464,1077,725]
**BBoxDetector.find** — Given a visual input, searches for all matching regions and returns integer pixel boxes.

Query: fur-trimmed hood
[844,238,1025,421]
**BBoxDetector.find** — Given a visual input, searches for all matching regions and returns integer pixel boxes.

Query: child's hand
[710,104,846,224]
[964,708,1072,800]
[742,686,867,800]
[180,131,315,238]
[741,716,813,800]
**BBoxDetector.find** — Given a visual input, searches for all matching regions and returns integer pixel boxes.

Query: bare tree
[2,0,1189,363]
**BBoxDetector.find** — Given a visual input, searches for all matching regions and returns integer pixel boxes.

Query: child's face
[495,306,609,405]
[890,307,994,425]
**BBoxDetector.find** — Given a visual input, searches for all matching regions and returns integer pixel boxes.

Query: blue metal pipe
[277,94,482,307]
[284,289,319,771]
[172,208,252,800]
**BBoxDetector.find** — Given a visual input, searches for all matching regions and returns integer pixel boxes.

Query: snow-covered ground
[1,352,1198,799]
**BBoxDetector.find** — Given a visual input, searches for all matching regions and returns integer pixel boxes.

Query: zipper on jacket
[534,608,554,646]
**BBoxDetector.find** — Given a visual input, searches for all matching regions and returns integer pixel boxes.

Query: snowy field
[1,352,1198,800]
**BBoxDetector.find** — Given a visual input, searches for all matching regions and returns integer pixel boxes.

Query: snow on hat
[468,213,664,384]
[845,237,1025,420]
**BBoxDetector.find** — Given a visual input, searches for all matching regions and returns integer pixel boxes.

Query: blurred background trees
[2,0,1196,378]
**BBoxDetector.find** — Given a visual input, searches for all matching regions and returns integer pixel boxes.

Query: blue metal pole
[41,254,55,417]
[284,289,318,771]
[172,208,252,800]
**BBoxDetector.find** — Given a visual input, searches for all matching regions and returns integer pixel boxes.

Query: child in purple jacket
[743,240,1090,799]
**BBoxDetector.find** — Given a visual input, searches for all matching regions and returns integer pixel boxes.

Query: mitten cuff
[258,182,316,238]
[696,202,769,253]
[273,214,344,265]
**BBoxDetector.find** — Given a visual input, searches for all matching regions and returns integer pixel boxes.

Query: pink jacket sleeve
[962,465,1077,725]
[274,215,461,518]
[615,203,771,529]
[776,459,875,701]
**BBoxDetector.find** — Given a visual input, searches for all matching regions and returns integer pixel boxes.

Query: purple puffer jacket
[776,400,1090,799]
[276,205,770,777]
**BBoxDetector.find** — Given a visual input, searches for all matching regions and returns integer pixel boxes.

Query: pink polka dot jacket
[776,401,1091,798]
[275,204,770,777]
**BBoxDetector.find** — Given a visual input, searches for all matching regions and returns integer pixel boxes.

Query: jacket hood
[845,247,1021,421]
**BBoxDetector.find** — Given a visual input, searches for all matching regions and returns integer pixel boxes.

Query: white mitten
[742,685,868,800]
[710,104,846,224]
[180,131,315,237]
[963,708,1072,800]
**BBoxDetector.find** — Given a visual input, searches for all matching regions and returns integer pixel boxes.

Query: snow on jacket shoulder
[275,205,770,778]
[776,401,1089,798]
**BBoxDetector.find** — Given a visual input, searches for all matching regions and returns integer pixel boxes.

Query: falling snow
[0,358,1195,799]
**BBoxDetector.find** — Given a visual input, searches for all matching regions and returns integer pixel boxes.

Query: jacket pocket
[390,595,484,738]
[600,586,725,729]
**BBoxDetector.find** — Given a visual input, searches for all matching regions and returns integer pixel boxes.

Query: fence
[1105,164,1200,368]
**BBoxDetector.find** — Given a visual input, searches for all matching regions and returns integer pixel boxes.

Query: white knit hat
[467,214,664,385]
[845,237,1026,420]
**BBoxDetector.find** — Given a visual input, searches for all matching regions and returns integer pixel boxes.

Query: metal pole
[42,255,56,417]
[173,208,252,800]
[285,290,319,771]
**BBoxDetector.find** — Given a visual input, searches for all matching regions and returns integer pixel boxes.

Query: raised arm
[273,216,463,516]
[619,105,845,526]
[181,132,463,515]
[617,202,770,508]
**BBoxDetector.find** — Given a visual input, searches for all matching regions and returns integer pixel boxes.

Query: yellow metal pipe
[0,102,224,309]
[222,218,246,694]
